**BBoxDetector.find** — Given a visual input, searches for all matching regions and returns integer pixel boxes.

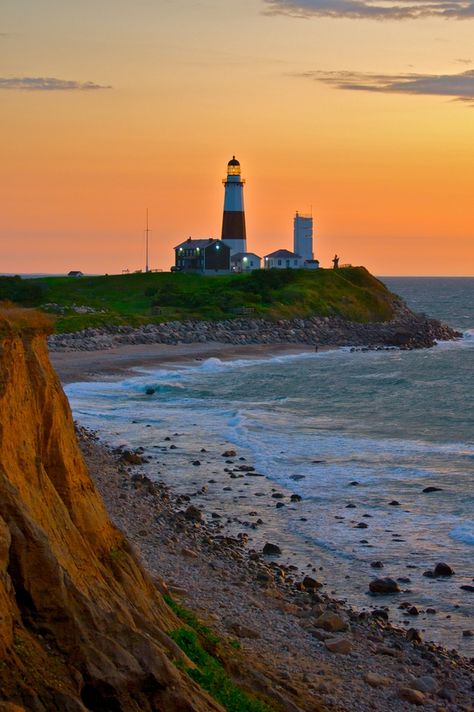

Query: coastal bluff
[0,309,222,711]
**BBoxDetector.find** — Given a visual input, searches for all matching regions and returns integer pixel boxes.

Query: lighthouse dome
[227,156,241,177]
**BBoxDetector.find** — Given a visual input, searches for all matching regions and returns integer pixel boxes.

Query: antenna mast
[145,208,151,273]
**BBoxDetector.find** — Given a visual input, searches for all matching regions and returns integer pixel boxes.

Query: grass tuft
[163,594,219,647]
[170,628,274,712]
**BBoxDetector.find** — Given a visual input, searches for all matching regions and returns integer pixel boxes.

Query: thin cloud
[263,0,474,20]
[0,76,112,91]
[297,68,474,104]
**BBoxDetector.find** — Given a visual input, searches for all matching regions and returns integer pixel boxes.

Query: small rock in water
[346,503,357,508]
[460,584,474,592]
[356,522,368,529]
[389,500,401,506]
[370,561,384,569]
[290,494,302,502]
[371,609,389,621]
[369,578,401,594]
[349,481,360,486]
[422,486,443,493]
[222,449,236,457]
[462,629,474,637]
[145,387,155,395]
[434,562,454,577]
[192,460,201,466]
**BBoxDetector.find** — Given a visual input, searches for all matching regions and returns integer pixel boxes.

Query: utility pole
[145,208,151,273]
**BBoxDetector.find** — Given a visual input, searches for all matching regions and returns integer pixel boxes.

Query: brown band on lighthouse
[222,211,246,241]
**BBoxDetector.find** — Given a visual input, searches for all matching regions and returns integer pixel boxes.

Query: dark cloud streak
[296,68,474,104]
[0,77,112,91]
[263,0,474,21]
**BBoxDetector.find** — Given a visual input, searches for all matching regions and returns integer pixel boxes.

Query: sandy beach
[53,341,474,711]
[51,341,321,383]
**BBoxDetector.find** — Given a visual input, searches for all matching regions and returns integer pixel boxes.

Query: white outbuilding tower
[221,156,247,255]
[293,211,313,262]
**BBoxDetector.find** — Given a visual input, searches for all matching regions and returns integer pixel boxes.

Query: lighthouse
[221,156,246,255]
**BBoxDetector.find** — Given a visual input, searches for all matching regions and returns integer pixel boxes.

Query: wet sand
[51,341,322,384]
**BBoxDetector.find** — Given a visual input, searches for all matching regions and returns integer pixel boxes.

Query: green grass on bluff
[0,267,398,334]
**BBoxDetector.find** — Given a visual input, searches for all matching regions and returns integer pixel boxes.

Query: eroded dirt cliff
[0,310,222,711]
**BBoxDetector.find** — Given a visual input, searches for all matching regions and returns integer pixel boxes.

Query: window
[278,259,282,266]
[294,260,297,266]
[250,261,254,266]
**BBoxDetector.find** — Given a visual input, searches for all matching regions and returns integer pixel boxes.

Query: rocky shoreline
[78,426,474,711]
[48,303,461,352]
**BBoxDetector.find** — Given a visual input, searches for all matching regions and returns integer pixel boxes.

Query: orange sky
[2,0,474,275]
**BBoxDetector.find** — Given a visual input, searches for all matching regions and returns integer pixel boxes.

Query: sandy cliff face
[0,313,221,711]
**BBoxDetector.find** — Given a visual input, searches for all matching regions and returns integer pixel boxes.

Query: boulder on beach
[369,578,401,594]
[263,542,282,556]
[314,611,348,632]
[184,505,202,522]
[121,450,144,465]
[302,575,322,590]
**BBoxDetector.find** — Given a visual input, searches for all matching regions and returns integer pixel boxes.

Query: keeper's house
[173,237,231,274]
[230,252,261,273]
[264,249,304,269]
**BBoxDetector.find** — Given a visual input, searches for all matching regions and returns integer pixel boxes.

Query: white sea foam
[449,522,474,546]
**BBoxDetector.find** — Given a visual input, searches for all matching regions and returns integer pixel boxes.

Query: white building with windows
[230,252,261,272]
[264,249,304,269]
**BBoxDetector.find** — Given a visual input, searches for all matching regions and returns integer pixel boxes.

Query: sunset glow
[2,0,473,275]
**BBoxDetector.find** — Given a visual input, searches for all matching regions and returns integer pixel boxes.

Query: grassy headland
[0,267,398,333]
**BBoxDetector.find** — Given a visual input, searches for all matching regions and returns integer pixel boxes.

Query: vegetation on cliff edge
[0,267,399,334]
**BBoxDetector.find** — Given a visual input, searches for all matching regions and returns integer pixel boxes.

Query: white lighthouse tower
[221,156,246,255]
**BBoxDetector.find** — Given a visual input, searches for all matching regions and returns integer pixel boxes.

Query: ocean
[66,277,474,654]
